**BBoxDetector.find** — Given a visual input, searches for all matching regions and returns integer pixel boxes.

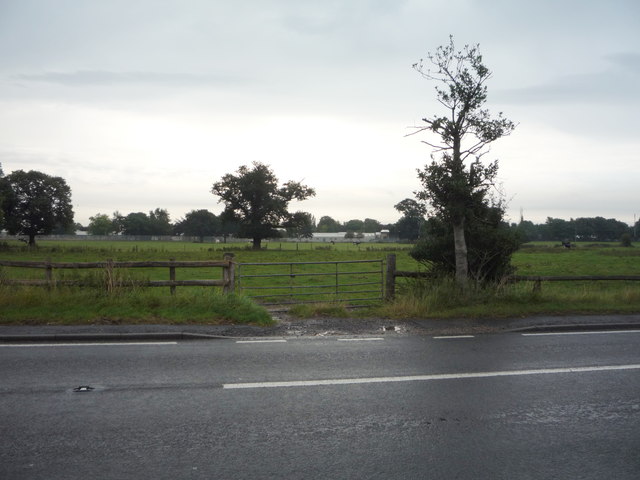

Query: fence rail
[384,254,640,299]
[0,255,235,294]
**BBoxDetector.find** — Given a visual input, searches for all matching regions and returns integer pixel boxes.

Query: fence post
[385,254,396,301]
[223,253,235,294]
[45,257,53,290]
[105,259,114,293]
[533,277,542,293]
[169,258,176,295]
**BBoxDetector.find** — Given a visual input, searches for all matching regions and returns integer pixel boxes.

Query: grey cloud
[604,52,640,73]
[495,53,640,105]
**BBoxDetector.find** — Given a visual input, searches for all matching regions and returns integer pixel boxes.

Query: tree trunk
[451,133,468,289]
[252,237,262,250]
[28,233,36,247]
[452,220,468,290]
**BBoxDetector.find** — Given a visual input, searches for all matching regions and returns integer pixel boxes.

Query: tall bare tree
[411,36,515,288]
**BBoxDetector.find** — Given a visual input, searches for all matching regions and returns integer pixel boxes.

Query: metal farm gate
[237,260,384,306]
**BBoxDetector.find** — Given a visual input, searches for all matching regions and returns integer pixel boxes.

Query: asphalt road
[1,330,640,479]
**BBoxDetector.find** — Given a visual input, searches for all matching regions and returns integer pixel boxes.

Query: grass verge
[2,240,640,324]
[376,277,640,319]
[0,286,274,326]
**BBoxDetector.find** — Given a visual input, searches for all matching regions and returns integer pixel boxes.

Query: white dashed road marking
[337,338,384,342]
[235,339,287,344]
[433,335,475,339]
[522,330,640,336]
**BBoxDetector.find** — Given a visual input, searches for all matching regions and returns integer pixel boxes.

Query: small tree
[544,217,575,242]
[148,208,172,236]
[363,218,382,233]
[285,211,315,240]
[2,169,74,246]
[394,198,426,241]
[316,216,342,233]
[174,209,221,241]
[344,219,364,234]
[121,212,153,235]
[111,211,125,234]
[411,36,516,288]
[211,162,315,249]
[87,213,115,236]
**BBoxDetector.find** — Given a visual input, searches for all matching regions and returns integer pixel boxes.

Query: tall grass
[0,285,273,326]
[379,276,640,319]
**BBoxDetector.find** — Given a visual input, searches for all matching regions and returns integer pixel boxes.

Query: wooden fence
[0,254,235,295]
[384,254,640,300]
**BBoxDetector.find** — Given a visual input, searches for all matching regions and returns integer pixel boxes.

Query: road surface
[1,330,639,479]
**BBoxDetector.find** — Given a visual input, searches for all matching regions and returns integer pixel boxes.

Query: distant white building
[311,232,379,242]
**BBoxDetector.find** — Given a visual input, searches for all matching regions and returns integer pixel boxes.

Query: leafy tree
[211,162,315,249]
[316,216,342,233]
[88,213,115,235]
[118,209,172,236]
[514,220,540,243]
[285,211,315,239]
[1,169,74,246]
[394,198,426,241]
[544,217,574,242]
[344,219,364,233]
[111,211,125,234]
[411,37,515,288]
[174,209,221,241]
[363,218,382,233]
[148,208,172,236]
[121,212,152,235]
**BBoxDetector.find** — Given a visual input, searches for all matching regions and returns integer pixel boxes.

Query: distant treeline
[80,211,397,239]
[75,210,637,244]
[515,217,635,243]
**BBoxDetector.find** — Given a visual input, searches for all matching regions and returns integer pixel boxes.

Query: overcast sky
[1,0,638,226]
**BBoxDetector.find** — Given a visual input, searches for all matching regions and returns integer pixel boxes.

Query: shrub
[410,203,522,283]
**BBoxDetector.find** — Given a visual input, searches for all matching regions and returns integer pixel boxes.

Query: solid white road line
[235,339,287,344]
[522,330,640,337]
[0,342,179,348]
[223,364,640,389]
[433,335,475,339]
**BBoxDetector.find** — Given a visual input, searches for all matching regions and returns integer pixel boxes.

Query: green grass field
[1,238,639,324]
